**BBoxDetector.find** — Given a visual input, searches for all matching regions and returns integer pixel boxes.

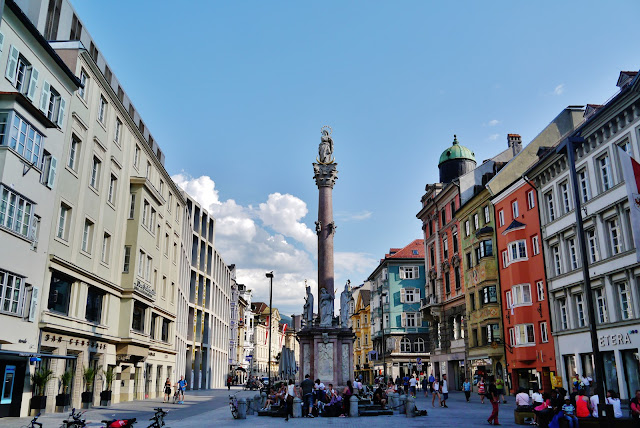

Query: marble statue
[319,287,334,327]
[339,280,351,328]
[318,128,334,164]
[303,282,314,325]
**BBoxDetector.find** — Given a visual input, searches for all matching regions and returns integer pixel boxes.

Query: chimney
[507,134,522,156]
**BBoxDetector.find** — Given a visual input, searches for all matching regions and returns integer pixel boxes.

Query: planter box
[81,391,93,409]
[55,394,71,413]
[30,395,47,415]
[100,390,112,407]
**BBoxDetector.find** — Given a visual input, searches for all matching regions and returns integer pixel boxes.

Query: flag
[618,146,640,262]
[264,316,269,345]
[279,323,287,348]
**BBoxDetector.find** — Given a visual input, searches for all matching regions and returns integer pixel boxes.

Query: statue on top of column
[339,280,351,328]
[319,287,334,327]
[317,126,334,164]
[303,280,314,325]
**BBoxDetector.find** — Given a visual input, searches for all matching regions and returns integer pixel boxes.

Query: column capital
[313,163,338,188]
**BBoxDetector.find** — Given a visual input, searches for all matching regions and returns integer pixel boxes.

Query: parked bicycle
[62,408,87,428]
[20,413,42,428]
[147,408,168,428]
[229,392,240,419]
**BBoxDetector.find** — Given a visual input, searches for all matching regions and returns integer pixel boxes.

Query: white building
[529,71,640,400]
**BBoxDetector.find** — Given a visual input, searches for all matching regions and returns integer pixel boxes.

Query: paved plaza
[2,388,528,427]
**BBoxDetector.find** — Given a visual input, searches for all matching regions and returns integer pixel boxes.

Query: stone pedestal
[297,326,354,388]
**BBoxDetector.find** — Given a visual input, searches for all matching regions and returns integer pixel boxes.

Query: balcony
[420,295,439,309]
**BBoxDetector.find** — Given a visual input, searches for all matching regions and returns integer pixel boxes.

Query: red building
[491,178,557,393]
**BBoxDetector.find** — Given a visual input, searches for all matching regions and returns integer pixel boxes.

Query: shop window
[85,286,104,323]
[48,272,72,315]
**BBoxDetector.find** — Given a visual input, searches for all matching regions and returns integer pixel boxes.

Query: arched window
[415,337,425,353]
[400,337,411,353]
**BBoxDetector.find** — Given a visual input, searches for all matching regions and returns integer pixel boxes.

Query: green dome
[438,135,476,165]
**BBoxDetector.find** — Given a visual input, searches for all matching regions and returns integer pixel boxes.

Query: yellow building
[352,289,373,384]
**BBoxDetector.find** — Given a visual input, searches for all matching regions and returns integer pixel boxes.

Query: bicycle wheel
[230,402,239,419]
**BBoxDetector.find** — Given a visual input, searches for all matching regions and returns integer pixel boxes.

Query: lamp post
[381,291,387,382]
[266,271,274,388]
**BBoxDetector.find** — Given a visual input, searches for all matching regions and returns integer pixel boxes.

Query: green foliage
[59,370,73,393]
[102,367,115,391]
[31,368,54,396]
[82,365,102,392]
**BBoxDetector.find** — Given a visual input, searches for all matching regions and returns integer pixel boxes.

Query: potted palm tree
[100,367,115,406]
[55,370,73,412]
[81,365,101,408]
[30,367,53,414]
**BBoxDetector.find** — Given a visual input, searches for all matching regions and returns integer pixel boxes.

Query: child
[562,396,579,428]
[477,377,486,404]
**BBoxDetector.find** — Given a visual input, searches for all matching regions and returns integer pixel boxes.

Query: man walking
[441,374,449,408]
[176,375,187,404]
[428,373,435,395]
[486,376,500,425]
[422,375,429,398]
[301,374,315,417]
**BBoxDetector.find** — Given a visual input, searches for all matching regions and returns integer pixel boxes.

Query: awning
[235,367,247,372]
[116,344,148,361]
[0,350,77,359]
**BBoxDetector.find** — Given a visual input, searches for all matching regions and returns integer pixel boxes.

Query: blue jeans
[564,415,579,428]
[303,393,313,413]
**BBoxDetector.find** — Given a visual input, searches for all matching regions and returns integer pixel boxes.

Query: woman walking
[463,377,472,402]
[163,378,172,403]
[478,377,486,404]
[431,377,441,407]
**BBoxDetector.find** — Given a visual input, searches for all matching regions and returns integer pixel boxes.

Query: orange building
[492,178,557,393]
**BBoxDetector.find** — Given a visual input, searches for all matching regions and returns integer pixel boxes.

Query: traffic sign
[416,357,422,364]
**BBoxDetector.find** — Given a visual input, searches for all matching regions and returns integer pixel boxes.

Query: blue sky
[73,0,639,314]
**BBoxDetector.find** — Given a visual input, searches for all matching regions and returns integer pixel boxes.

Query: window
[399,266,419,279]
[128,194,136,219]
[567,238,578,270]
[138,250,145,277]
[48,272,72,315]
[164,233,169,256]
[400,337,411,352]
[619,282,633,320]
[509,328,515,346]
[415,337,425,352]
[514,324,535,346]
[159,180,164,197]
[465,220,470,236]
[0,186,35,239]
[546,192,555,221]
[85,286,103,323]
[454,267,461,291]
[173,242,177,264]
[44,0,62,40]
[4,113,44,165]
[558,298,568,330]
[145,256,152,281]
[552,245,562,276]
[540,322,549,343]
[442,235,449,260]
[532,235,540,255]
[0,270,25,315]
[575,294,586,327]
[146,161,151,179]
[598,154,612,191]
[40,83,65,126]
[134,145,140,169]
[114,118,122,144]
[486,324,499,343]
[69,13,82,40]
[450,201,456,217]
[505,290,512,309]
[402,287,419,303]
[511,284,531,306]
[484,206,490,223]
[403,312,418,327]
[81,219,94,253]
[444,272,451,294]
[578,169,590,203]
[168,193,173,212]
[123,246,131,273]
[595,289,607,324]
[476,239,493,261]
[142,200,150,227]
[98,96,107,124]
[507,240,527,263]
[466,252,472,270]
[527,190,535,209]
[482,285,497,305]
[560,181,571,214]
[57,203,71,240]
[473,213,479,230]
[101,232,111,264]
[441,209,446,226]
[68,136,80,170]
[586,229,599,263]
[452,231,458,253]
[607,218,622,255]
[428,245,435,269]
[470,292,476,311]
[498,210,504,227]
[512,200,519,219]
[536,281,544,301]
[502,250,508,268]
[161,319,170,342]
[90,156,101,189]
[132,302,145,333]
[108,174,117,205]
[78,69,88,100]
[472,328,478,347]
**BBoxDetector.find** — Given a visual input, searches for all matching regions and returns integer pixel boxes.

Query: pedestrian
[495,376,506,403]
[463,377,472,402]
[561,395,578,428]
[631,390,640,420]
[580,373,593,395]
[441,374,449,408]
[428,372,435,395]
[300,374,315,418]
[284,379,296,421]
[486,376,500,425]
[341,380,354,417]
[575,389,590,418]
[163,377,172,403]
[432,377,441,407]
[606,390,623,418]
[409,375,418,397]
[478,377,486,404]
[175,375,187,404]
[422,376,430,398]
[226,375,232,391]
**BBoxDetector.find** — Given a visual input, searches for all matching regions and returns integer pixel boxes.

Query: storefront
[557,326,640,400]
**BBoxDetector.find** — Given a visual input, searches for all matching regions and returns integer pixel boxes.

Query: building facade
[529,72,640,400]
[369,239,429,380]
[351,287,373,383]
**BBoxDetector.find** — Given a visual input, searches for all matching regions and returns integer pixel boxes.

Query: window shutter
[56,97,66,127]
[400,288,406,303]
[417,311,422,327]
[47,156,57,188]
[39,80,50,112]
[0,32,5,56]
[401,312,406,327]
[5,45,19,82]
[28,286,39,322]
[26,67,39,101]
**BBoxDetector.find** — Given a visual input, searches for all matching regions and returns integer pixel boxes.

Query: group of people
[162,375,187,404]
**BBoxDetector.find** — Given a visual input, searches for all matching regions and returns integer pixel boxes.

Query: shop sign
[599,332,633,347]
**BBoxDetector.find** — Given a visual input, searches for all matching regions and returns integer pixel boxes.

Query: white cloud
[553,84,565,95]
[488,133,500,141]
[487,119,500,127]
[335,210,373,221]
[257,193,317,252]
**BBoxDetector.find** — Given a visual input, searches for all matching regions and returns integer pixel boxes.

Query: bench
[558,417,636,428]
[514,410,535,425]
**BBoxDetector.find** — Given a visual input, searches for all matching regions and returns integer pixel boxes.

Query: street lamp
[381,291,388,383]
[266,271,274,388]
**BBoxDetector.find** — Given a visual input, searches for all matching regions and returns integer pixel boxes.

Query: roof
[438,135,476,165]
[503,219,525,233]
[360,290,371,305]
[384,239,424,260]
[251,302,267,314]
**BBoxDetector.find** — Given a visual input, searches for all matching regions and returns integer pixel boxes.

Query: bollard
[292,397,302,418]
[261,391,267,408]
[237,398,247,419]
[254,394,262,410]
[399,394,406,414]
[350,395,359,417]
[392,393,400,414]
[406,395,415,418]
[247,397,254,415]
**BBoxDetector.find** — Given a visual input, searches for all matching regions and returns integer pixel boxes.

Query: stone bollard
[247,397,254,415]
[292,397,302,418]
[237,398,247,419]
[406,395,415,418]
[399,394,407,414]
[254,394,262,411]
[391,393,400,414]
[350,395,359,417]
[261,391,267,408]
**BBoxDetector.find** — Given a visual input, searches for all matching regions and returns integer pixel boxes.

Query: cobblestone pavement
[2,388,525,427]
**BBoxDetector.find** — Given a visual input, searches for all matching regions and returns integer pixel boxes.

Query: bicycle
[62,408,88,427]
[21,413,42,428]
[229,392,240,419]
[147,408,168,428]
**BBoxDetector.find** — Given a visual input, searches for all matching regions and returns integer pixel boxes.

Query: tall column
[313,163,338,297]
